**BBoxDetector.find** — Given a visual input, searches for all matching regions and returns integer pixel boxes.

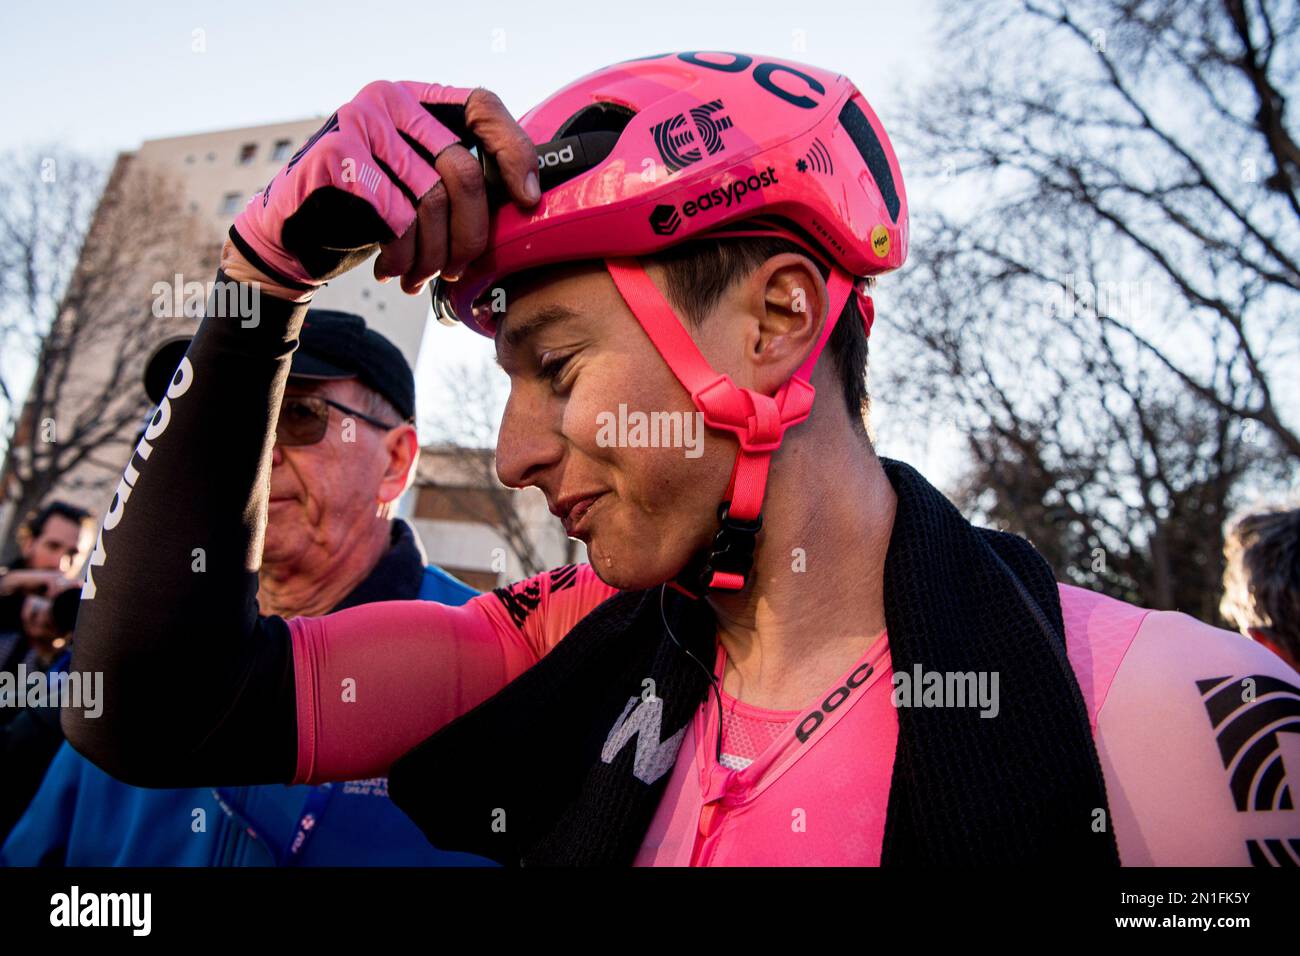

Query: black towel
[388,458,1121,866]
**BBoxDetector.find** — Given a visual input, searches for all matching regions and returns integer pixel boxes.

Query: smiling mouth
[561,494,604,537]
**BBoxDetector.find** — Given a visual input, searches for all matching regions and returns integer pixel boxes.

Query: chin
[261,531,301,565]
[585,532,694,592]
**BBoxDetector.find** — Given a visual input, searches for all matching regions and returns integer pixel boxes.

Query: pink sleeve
[1058,583,1152,726]
[287,564,619,784]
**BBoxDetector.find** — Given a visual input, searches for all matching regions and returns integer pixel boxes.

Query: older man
[3,309,490,866]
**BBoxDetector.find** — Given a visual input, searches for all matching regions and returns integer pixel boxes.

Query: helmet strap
[605,255,867,598]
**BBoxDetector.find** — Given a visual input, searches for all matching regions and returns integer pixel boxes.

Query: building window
[185,155,195,164]
[220,191,243,216]
[237,143,258,165]
[271,138,293,161]
[207,152,216,162]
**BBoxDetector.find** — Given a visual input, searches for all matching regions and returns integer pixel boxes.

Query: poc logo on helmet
[538,143,576,168]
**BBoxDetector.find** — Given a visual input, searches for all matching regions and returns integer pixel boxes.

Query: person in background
[0,502,93,840]
[0,501,94,671]
[2,310,491,866]
[1222,506,1300,673]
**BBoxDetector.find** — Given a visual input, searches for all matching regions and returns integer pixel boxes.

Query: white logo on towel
[601,696,686,785]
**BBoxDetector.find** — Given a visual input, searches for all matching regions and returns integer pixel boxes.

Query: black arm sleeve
[63,273,308,788]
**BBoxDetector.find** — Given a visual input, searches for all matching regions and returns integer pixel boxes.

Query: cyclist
[66,52,1300,866]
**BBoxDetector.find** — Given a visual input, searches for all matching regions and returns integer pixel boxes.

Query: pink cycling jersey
[288,564,1300,865]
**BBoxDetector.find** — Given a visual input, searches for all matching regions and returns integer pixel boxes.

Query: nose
[271,443,284,468]
[495,385,564,490]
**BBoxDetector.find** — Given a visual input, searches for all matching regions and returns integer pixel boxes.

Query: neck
[707,419,895,709]
[258,518,393,618]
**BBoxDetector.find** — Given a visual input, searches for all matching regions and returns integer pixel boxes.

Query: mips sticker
[870,224,891,258]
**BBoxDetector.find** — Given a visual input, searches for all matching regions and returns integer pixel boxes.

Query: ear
[377,424,420,511]
[738,253,828,395]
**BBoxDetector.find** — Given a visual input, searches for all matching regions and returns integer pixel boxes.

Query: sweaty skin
[494,259,896,711]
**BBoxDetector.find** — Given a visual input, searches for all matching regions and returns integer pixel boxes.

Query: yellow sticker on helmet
[870,225,891,258]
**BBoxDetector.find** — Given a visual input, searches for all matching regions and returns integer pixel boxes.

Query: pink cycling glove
[230,80,474,292]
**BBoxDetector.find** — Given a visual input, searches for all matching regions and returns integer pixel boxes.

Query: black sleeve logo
[491,565,579,629]
[1197,674,1300,866]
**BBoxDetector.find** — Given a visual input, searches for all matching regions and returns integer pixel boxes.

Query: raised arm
[63,79,541,788]
[63,280,308,786]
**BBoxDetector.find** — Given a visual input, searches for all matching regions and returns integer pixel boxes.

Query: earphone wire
[660,583,726,764]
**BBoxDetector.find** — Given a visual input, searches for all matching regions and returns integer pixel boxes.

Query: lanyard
[211,784,335,866]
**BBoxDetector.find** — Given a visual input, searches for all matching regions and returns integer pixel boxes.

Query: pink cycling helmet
[432,51,909,596]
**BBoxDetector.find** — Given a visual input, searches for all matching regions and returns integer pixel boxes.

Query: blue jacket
[1,522,494,867]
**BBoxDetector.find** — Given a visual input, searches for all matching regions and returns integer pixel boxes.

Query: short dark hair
[23,500,94,541]
[647,237,871,432]
[1222,507,1300,663]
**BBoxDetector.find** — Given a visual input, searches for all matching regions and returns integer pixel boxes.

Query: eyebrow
[498,304,583,353]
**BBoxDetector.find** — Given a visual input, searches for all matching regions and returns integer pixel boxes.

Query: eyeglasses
[276,395,403,447]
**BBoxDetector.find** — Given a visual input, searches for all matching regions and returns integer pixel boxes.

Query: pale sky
[0,1,939,155]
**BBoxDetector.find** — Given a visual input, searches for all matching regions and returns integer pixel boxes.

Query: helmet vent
[556,101,636,141]
[839,99,901,223]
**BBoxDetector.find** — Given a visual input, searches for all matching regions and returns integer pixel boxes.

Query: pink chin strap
[604,249,875,599]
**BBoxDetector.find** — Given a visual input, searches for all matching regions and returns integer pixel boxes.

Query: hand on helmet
[229,81,540,298]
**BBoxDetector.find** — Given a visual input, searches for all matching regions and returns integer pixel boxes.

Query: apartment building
[130,117,429,362]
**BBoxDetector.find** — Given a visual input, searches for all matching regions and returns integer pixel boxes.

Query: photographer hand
[0,568,73,599]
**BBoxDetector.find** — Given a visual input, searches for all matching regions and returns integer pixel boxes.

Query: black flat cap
[143,309,415,421]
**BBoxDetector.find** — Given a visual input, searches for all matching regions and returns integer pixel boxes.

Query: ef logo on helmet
[644,52,829,176]
[651,99,733,173]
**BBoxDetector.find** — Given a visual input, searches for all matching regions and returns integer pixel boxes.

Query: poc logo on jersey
[796,661,874,744]
[538,143,575,168]
[651,99,733,173]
